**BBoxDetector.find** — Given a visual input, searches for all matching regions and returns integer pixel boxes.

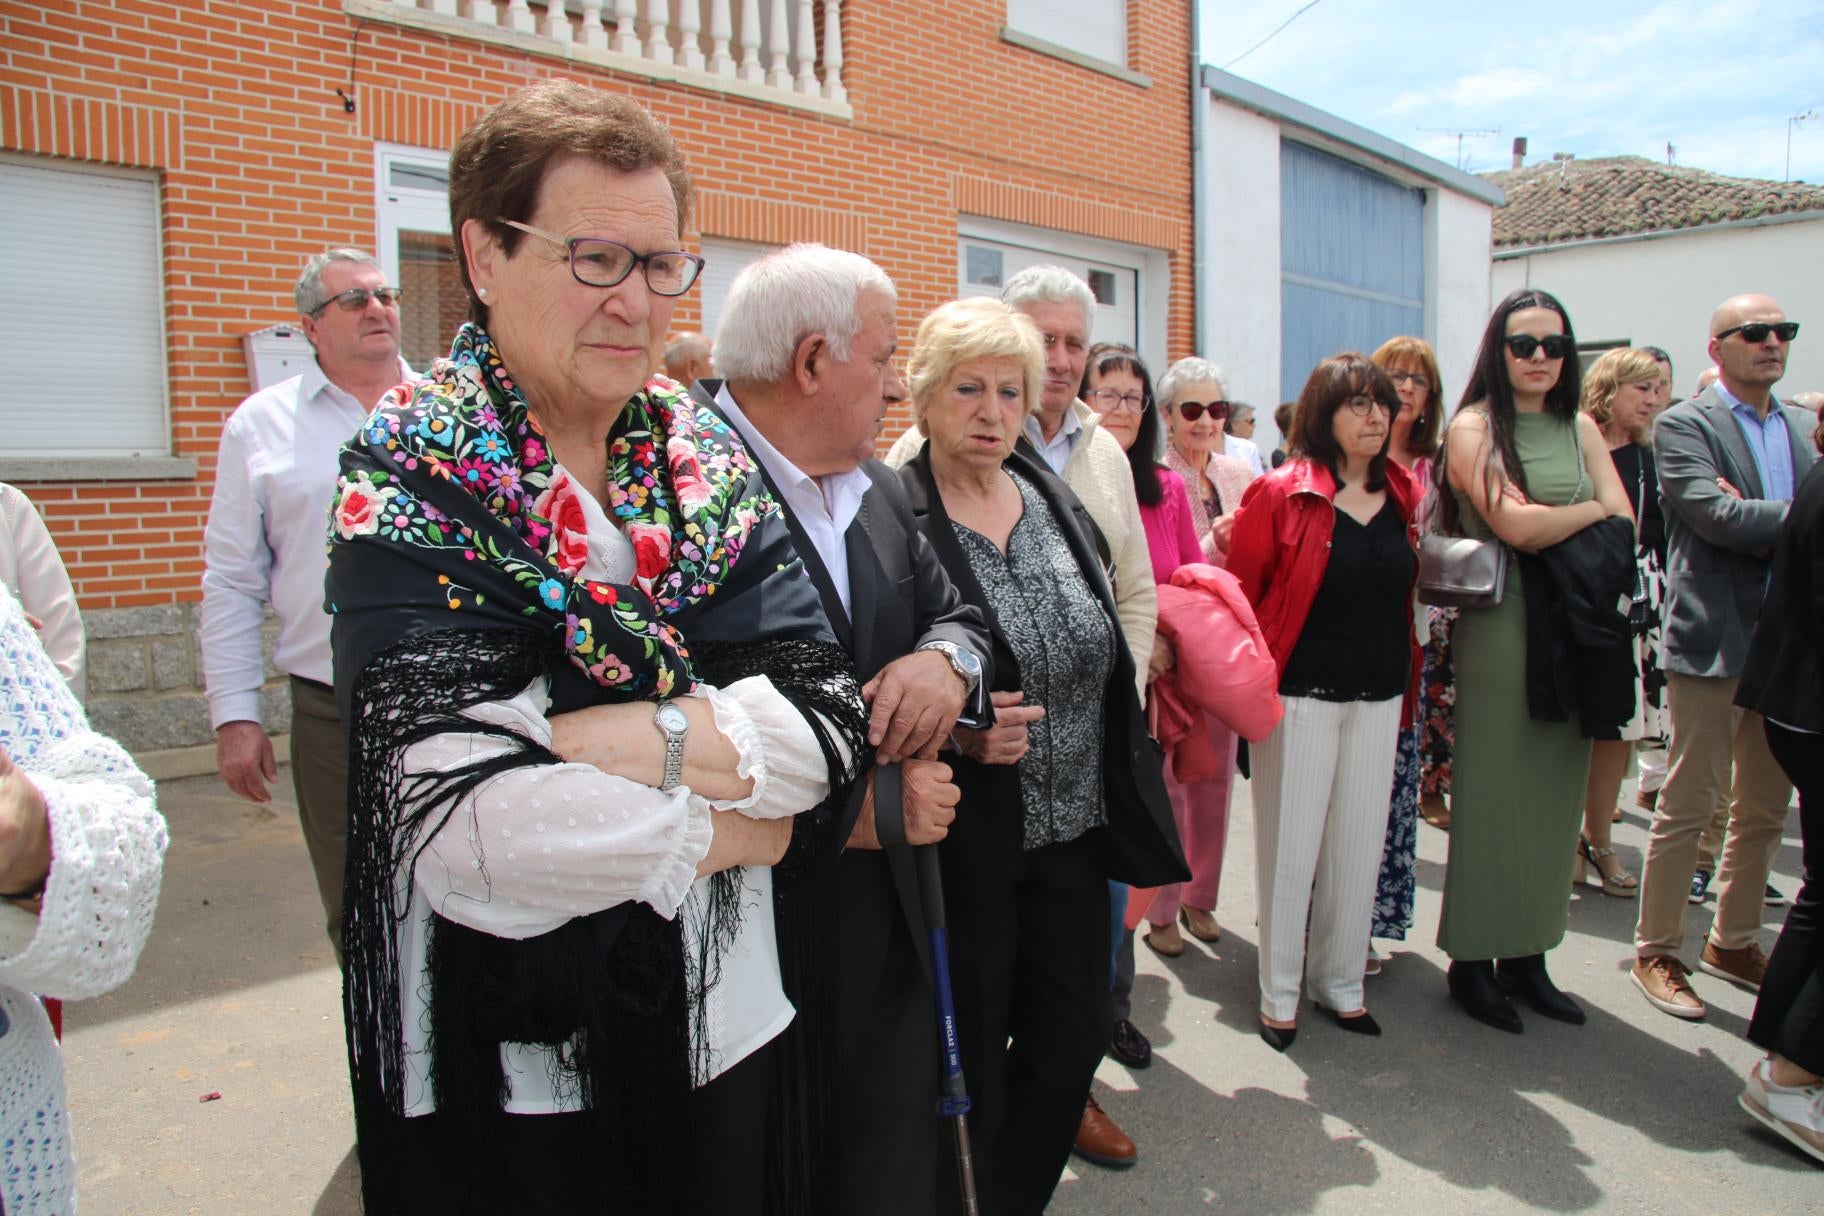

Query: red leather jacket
[1227,456,1425,719]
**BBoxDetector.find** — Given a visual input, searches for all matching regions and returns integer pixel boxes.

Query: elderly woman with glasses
[326,81,869,1215]
[1158,357,1259,564]
[897,299,1182,1213]
[1228,353,1424,1050]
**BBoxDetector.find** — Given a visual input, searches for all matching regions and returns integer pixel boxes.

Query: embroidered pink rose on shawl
[532,469,590,575]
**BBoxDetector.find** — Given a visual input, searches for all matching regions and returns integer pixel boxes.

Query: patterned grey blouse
[951,469,1115,850]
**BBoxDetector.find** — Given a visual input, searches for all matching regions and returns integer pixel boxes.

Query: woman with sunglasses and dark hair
[1157,357,1258,565]
[1435,289,1635,1034]
[1228,353,1424,1049]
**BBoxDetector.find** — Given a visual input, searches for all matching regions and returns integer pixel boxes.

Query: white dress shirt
[715,385,871,615]
[199,357,417,727]
[1024,405,1086,476]
[396,476,830,1111]
[0,483,85,699]
[1226,432,1265,478]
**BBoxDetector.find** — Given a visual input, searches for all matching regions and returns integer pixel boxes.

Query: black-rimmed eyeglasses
[311,286,404,315]
[1088,387,1146,413]
[501,218,705,296]
[1715,321,1800,344]
[1388,370,1431,390]
[1342,394,1394,418]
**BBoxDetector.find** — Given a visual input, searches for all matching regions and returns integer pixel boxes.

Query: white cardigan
[0,586,166,1216]
[0,484,85,700]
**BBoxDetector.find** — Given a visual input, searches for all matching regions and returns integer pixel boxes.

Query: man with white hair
[694,243,994,1214]
[200,248,415,959]
[662,329,713,385]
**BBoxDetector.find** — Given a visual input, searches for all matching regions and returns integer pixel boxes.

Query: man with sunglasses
[199,248,417,962]
[1632,294,1817,1021]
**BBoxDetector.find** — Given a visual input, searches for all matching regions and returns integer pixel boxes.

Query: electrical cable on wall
[335,19,366,116]
[1221,0,1324,71]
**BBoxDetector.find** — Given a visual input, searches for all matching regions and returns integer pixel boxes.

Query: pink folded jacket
[1151,563,1283,780]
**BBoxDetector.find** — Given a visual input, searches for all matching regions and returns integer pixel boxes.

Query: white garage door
[958,235,1139,351]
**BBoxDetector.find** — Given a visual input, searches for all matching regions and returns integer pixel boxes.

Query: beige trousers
[288,676,348,962]
[1634,673,1792,956]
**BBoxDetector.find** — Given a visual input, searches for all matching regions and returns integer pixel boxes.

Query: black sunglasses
[1715,321,1800,344]
[1178,399,1230,422]
[312,286,404,315]
[1504,334,1576,361]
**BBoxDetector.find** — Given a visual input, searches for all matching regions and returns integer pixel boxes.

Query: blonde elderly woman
[1158,357,1259,563]
[893,297,1182,1214]
[1576,347,1669,897]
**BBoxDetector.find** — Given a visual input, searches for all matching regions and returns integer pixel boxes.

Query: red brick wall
[2,0,1193,610]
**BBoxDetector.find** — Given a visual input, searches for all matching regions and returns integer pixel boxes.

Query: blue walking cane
[875,762,980,1214]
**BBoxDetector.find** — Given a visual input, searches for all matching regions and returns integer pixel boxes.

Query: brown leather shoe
[1632,954,1706,1019]
[1180,906,1221,943]
[1144,920,1185,957]
[1071,1096,1137,1169]
[1700,939,1769,991]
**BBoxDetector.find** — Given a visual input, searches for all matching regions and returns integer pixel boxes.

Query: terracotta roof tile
[1483,156,1824,249]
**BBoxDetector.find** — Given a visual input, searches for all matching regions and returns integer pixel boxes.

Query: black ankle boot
[1496,954,1586,1025]
[1448,960,1523,1034]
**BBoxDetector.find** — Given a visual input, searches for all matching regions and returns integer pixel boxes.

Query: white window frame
[957,215,1169,377]
[0,152,184,478]
[374,141,453,287]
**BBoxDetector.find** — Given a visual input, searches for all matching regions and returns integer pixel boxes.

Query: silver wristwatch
[919,640,983,697]
[653,701,690,792]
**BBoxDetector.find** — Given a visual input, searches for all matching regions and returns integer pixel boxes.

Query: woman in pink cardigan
[1084,345,1239,981]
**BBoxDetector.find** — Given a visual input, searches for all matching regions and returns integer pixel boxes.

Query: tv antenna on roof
[1418,127,1501,170]
[1789,110,1821,181]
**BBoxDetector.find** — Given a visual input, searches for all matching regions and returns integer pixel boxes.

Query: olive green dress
[1437,410,1593,960]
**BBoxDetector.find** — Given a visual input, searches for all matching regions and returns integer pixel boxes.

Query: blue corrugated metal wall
[1280,141,1426,403]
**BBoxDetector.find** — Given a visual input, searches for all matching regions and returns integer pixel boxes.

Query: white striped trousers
[1252,694,1404,1021]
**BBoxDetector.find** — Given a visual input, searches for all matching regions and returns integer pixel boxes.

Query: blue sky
[1198,0,1824,183]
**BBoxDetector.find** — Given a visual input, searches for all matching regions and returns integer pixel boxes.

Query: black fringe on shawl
[343,627,865,1215]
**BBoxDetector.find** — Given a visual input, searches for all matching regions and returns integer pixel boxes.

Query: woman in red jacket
[1228,353,1423,1050]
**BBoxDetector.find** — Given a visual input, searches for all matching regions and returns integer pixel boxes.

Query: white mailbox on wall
[242,324,313,393]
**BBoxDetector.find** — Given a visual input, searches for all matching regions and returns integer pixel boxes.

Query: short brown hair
[1289,352,1397,491]
[448,79,693,324]
[1370,335,1444,459]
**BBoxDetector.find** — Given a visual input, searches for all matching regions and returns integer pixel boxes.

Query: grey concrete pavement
[61,768,1817,1213]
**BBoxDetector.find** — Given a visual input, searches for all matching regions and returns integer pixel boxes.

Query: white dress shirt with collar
[1225,432,1265,478]
[199,357,416,727]
[1024,404,1085,476]
[715,383,872,617]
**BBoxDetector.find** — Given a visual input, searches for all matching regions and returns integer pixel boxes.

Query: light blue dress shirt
[1716,381,1796,502]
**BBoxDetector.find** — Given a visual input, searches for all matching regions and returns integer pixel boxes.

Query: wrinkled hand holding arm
[404,675,830,940]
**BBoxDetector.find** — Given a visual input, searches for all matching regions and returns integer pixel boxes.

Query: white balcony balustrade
[352,0,851,115]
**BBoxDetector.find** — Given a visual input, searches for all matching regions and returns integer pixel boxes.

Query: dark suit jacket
[1737,459,1824,732]
[898,445,1187,888]
[692,380,993,1213]
[1654,387,1818,677]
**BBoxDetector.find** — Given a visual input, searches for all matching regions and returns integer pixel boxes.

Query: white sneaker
[1739,1058,1824,1165]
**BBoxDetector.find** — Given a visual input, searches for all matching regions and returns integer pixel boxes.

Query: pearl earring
[477,287,489,300]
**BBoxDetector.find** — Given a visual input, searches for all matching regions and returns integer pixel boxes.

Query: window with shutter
[2,157,170,459]
[1006,0,1127,67]
[697,237,782,339]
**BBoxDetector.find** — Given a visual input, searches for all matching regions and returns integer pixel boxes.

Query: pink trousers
[1147,716,1238,925]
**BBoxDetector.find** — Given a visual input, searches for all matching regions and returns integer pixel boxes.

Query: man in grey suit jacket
[1633,294,1817,1020]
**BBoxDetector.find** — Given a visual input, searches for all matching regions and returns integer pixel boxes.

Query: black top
[1609,442,1666,565]
[1736,460,1824,733]
[1279,498,1416,702]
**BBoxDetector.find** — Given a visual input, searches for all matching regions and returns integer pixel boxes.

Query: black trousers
[395,1036,773,1215]
[1749,721,1824,1075]
[945,830,1111,1216]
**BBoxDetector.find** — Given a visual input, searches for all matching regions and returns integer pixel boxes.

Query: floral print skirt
[1418,606,1457,798]
[1373,718,1422,940]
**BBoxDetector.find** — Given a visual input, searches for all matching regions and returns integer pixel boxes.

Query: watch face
[657,703,689,733]
[956,648,982,676]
